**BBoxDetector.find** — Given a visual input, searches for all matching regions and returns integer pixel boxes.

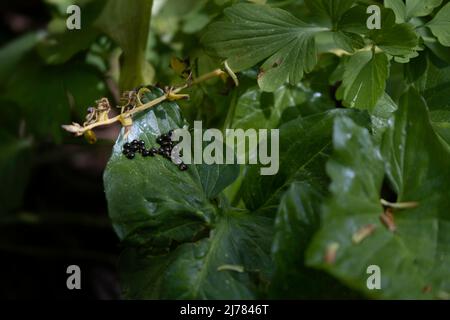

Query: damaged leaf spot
[324,242,340,265]
[380,207,396,232]
[352,224,377,244]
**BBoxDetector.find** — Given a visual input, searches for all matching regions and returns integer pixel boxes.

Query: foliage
[2,0,450,299]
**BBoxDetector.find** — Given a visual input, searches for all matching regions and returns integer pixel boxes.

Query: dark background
[0,1,120,299]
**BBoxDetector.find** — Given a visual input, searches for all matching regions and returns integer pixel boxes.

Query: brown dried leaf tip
[352,224,377,244]
[380,207,396,232]
[61,122,84,136]
[422,285,432,294]
[324,242,340,265]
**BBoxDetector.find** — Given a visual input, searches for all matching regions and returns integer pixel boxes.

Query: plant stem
[65,68,226,135]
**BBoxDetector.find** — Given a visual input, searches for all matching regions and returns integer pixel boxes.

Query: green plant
[2,0,450,299]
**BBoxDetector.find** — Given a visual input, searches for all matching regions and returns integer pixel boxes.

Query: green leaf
[341,51,390,111]
[230,85,307,130]
[430,110,450,147]
[36,0,106,64]
[368,8,419,58]
[0,32,42,84]
[337,4,372,34]
[119,212,273,299]
[385,0,443,22]
[241,109,369,213]
[385,0,407,23]
[104,87,238,249]
[333,31,365,53]
[202,3,327,92]
[370,92,398,143]
[270,181,359,298]
[405,0,443,18]
[95,0,154,89]
[427,3,450,47]
[305,0,355,29]
[104,88,272,299]
[307,89,450,299]
[404,50,428,83]
[4,59,106,141]
[416,26,450,64]
[415,58,450,110]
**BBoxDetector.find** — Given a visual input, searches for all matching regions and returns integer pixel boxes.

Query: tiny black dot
[126,152,135,159]
[179,163,188,171]
[149,147,158,156]
[161,140,173,147]
[142,149,150,157]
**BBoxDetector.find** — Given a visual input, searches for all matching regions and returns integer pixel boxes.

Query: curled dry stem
[62,68,229,138]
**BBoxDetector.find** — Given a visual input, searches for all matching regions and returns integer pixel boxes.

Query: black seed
[160,140,173,147]
[131,139,139,146]
[156,136,163,144]
[161,133,170,141]
[126,152,135,159]
[123,142,131,150]
[179,163,188,171]
[142,149,150,157]
[129,145,139,152]
[149,147,158,156]
[168,129,174,137]
[157,147,165,155]
[139,140,145,147]
[122,149,129,156]
[163,145,172,152]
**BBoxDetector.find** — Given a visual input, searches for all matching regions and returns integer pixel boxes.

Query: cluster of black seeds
[122,139,156,159]
[122,131,188,171]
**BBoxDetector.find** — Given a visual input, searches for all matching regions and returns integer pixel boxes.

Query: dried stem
[62,68,228,137]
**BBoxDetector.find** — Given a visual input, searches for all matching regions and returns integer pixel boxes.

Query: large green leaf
[103,88,274,299]
[307,89,450,299]
[202,3,327,92]
[340,51,390,111]
[426,3,450,47]
[104,87,238,248]
[241,109,369,213]
[120,211,273,299]
[270,181,359,298]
